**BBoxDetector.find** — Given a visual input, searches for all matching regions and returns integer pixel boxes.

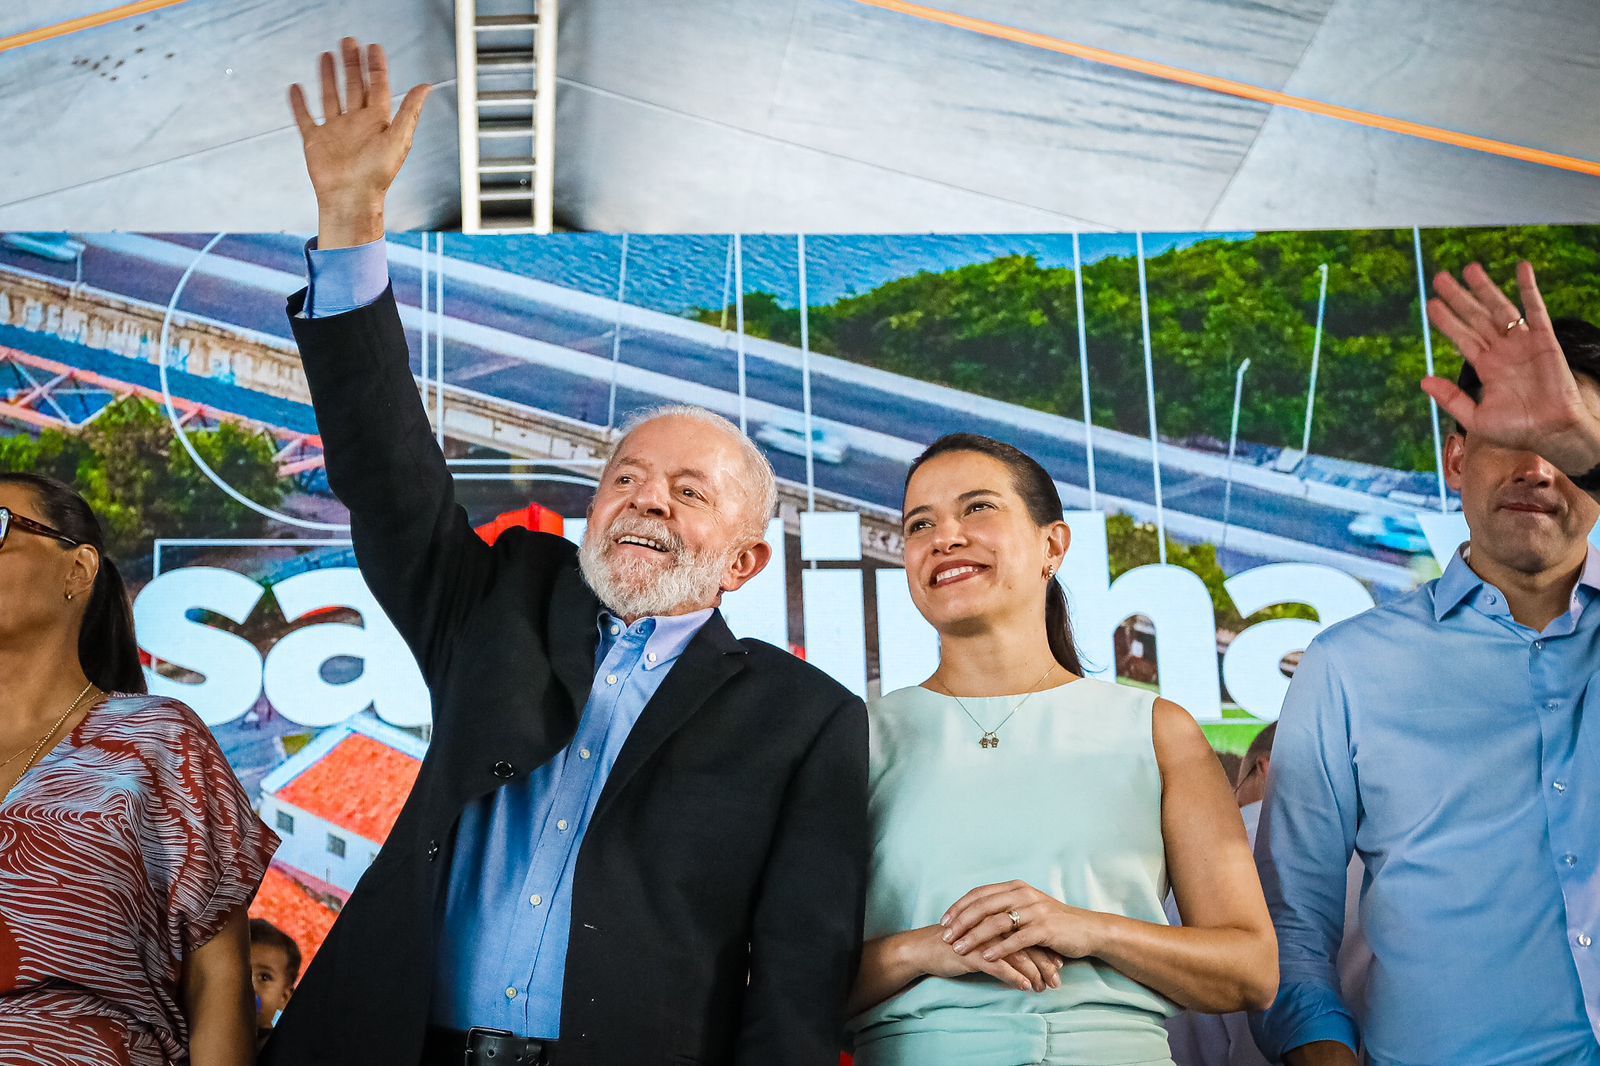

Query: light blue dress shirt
[301,238,390,317]
[1254,546,1600,1066]
[302,245,716,1038]
[433,608,713,1037]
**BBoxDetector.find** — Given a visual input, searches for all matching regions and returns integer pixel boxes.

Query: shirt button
[606,674,618,685]
[492,761,515,779]
[506,987,518,1000]
[530,894,542,907]
[1565,853,1578,867]
[557,819,569,832]
[1534,640,1546,652]
[1580,934,1593,948]
[1485,593,1497,605]
[1555,781,1568,793]
[1546,699,1561,710]
[427,839,440,860]
[579,748,592,760]
[610,624,621,635]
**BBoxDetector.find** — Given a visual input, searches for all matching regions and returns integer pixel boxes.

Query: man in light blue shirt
[1255,284,1600,1064]
[263,41,869,1066]
[304,184,699,1040]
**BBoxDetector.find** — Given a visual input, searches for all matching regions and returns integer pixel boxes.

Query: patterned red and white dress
[0,694,279,1065]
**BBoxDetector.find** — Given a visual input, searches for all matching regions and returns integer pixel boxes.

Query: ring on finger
[1504,316,1527,335]
[1008,909,1022,933]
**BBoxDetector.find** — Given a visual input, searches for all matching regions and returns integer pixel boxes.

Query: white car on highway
[754,422,850,464]
[1346,512,1430,555]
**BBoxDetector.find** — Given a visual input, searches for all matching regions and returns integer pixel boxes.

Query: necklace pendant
[980,733,998,750]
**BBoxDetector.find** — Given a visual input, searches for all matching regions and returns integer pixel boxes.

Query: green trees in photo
[695,225,1600,472]
[0,397,286,559]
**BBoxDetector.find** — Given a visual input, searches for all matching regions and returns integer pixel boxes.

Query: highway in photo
[0,232,1416,579]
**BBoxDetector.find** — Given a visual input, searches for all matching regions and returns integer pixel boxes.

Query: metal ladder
[455,0,558,233]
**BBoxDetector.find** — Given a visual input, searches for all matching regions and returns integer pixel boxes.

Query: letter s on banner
[1221,564,1374,721]
[263,568,431,728]
[134,567,265,726]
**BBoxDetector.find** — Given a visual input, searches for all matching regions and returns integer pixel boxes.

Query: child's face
[251,944,295,1028]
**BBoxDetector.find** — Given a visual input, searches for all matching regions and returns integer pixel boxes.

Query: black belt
[421,1026,556,1065]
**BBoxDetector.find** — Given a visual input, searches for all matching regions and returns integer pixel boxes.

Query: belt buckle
[463,1027,516,1066]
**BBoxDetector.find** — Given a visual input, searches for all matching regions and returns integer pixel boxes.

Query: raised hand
[288,38,431,249]
[1424,261,1600,478]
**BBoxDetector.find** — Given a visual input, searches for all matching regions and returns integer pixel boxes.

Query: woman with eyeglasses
[844,435,1277,1066]
[0,473,277,1066]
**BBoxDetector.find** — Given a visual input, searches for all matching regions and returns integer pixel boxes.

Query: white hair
[606,404,777,539]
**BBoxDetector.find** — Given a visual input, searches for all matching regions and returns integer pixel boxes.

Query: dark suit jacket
[261,288,869,1066]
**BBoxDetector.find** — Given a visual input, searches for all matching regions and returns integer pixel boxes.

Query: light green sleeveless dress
[847,678,1177,1066]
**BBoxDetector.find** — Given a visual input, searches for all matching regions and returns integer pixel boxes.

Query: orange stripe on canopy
[852,0,1600,178]
[0,1,190,56]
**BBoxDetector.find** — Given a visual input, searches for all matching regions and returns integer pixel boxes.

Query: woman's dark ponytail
[79,554,146,694]
[1044,578,1084,676]
[905,433,1085,675]
[0,473,146,694]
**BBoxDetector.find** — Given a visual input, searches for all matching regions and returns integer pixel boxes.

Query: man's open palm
[289,39,429,239]
[1424,261,1600,476]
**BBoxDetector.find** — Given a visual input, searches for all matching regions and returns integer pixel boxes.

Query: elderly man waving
[260,40,868,1066]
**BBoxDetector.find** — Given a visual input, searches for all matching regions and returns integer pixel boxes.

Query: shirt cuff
[302,237,389,319]
[1249,979,1360,1060]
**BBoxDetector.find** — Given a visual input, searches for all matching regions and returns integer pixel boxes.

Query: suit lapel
[548,561,601,718]
[593,611,745,821]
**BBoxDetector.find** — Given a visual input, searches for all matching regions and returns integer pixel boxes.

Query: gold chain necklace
[932,662,1058,750]
[1,681,96,778]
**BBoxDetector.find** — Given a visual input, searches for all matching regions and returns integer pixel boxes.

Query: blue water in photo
[439,232,1249,315]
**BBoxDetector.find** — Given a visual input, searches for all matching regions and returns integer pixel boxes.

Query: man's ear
[1443,432,1467,493]
[721,538,773,594]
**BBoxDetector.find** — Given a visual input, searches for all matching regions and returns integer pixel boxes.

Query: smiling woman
[845,433,1278,1066]
[900,434,1082,679]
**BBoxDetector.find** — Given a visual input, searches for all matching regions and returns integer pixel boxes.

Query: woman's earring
[65,592,73,602]
[1046,565,1056,579]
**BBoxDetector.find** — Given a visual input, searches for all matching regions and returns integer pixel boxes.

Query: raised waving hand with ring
[1424,261,1600,482]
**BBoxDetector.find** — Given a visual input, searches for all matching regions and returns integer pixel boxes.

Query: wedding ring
[1008,909,1022,932]
[1504,317,1526,335]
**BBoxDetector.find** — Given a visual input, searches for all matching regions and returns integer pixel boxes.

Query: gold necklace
[2,681,96,778]
[932,662,1058,750]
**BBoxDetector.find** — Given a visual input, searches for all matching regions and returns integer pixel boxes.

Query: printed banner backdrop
[3,226,1598,961]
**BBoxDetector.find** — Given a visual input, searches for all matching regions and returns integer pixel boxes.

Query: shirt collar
[1433,543,1600,621]
[1581,545,1600,596]
[597,607,715,670]
[1432,546,1485,621]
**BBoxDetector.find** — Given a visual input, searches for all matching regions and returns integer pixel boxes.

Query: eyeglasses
[0,507,82,551]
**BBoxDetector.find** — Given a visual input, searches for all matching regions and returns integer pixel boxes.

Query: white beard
[578,516,731,619]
